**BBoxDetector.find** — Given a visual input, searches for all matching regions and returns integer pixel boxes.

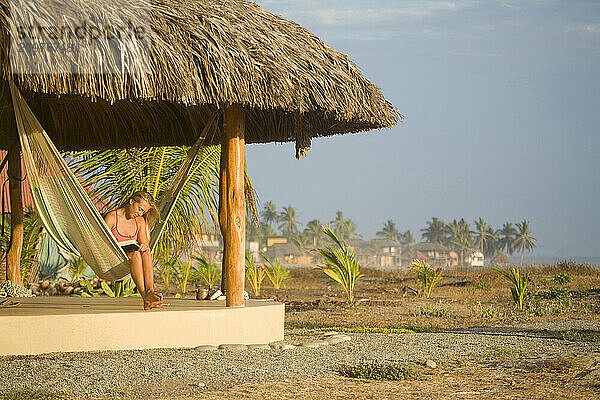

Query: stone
[218,344,248,351]
[300,342,320,348]
[270,343,296,350]
[194,345,218,351]
[322,331,339,337]
[426,359,437,369]
[302,340,329,348]
[190,382,206,388]
[324,335,351,345]
[196,289,209,300]
[247,344,271,350]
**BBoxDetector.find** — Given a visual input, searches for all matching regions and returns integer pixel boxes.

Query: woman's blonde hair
[120,190,160,227]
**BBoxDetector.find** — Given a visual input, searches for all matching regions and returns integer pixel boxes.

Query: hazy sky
[247,0,600,258]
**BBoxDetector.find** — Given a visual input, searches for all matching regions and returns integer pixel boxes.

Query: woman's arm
[104,210,116,230]
[136,217,151,253]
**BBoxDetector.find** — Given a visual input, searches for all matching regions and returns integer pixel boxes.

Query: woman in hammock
[104,190,166,310]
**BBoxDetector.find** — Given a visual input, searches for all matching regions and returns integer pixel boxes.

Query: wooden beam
[6,141,23,284]
[220,104,245,307]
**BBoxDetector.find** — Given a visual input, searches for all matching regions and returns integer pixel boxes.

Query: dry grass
[258,264,600,331]
[129,358,600,400]
[161,263,600,331]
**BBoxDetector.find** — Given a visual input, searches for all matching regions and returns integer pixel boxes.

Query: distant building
[264,242,314,265]
[266,236,288,247]
[371,238,402,268]
[195,233,222,263]
[491,251,510,266]
[348,239,377,268]
[347,238,402,269]
[466,251,485,267]
[411,242,458,267]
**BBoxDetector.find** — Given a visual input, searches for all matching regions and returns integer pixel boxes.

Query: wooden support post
[6,141,23,284]
[218,120,229,293]
[219,104,245,307]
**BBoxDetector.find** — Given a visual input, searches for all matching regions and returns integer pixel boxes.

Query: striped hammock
[9,81,210,280]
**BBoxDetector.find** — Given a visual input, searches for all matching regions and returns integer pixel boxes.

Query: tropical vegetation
[410,259,442,298]
[314,226,363,304]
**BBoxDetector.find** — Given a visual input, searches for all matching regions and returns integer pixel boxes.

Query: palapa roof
[412,242,451,252]
[0,0,400,157]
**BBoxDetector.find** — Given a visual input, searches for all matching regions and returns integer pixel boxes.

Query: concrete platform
[0,297,285,356]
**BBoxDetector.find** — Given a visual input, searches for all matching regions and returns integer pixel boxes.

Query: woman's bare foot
[143,299,167,310]
[144,289,163,302]
[142,290,167,310]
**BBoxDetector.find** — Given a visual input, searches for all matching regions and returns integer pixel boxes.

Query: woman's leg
[140,251,154,292]
[127,251,146,294]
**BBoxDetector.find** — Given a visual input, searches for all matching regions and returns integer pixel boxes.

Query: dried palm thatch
[0,0,400,157]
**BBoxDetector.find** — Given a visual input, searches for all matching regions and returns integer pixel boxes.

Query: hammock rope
[9,81,211,281]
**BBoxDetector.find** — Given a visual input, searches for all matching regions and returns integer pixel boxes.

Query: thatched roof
[0,0,400,157]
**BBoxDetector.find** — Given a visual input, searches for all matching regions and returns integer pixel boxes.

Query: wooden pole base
[219,105,246,307]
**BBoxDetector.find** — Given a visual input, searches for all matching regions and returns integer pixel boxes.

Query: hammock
[9,81,212,281]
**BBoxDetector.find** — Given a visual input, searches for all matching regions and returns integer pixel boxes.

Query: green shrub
[552,273,573,285]
[337,360,422,381]
[470,302,509,320]
[245,254,266,297]
[157,256,177,288]
[410,259,442,298]
[173,259,194,296]
[560,329,600,342]
[411,305,456,318]
[3,389,65,400]
[193,253,221,289]
[101,276,140,297]
[67,255,88,282]
[263,255,291,290]
[493,267,529,310]
[314,226,363,304]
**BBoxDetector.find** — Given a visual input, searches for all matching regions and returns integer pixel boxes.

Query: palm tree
[330,211,359,241]
[303,219,324,248]
[448,218,473,265]
[67,145,256,261]
[399,230,415,247]
[421,217,448,244]
[484,226,500,259]
[376,220,400,242]
[261,201,279,228]
[278,205,301,237]
[498,222,517,255]
[513,220,537,265]
[472,217,497,255]
[343,219,359,240]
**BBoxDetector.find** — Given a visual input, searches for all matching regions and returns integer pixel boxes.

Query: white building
[466,251,485,267]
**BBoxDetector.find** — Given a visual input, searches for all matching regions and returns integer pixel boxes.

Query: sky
[246,0,600,260]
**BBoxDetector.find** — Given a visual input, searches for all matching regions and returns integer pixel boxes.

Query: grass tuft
[337,360,422,381]
[410,305,456,319]
[534,357,582,373]
[560,329,600,342]
[320,326,414,334]
[2,390,66,400]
